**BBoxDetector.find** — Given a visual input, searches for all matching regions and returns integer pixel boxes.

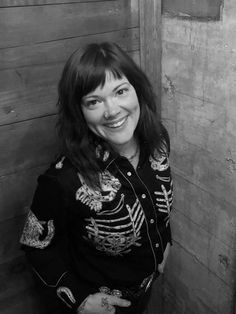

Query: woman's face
[81,71,140,151]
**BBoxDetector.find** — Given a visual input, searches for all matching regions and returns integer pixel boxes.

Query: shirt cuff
[56,272,97,312]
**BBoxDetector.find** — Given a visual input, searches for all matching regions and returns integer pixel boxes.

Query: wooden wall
[160,0,236,313]
[0,0,162,313]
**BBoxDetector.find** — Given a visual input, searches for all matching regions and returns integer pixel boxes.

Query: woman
[20,42,173,314]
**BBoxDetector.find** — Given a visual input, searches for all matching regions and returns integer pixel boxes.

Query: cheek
[129,90,140,109]
[82,108,102,126]
[130,95,140,114]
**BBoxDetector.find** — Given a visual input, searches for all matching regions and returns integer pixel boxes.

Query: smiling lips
[104,116,128,129]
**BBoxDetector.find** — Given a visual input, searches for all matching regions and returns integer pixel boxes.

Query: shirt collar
[95,141,149,171]
[95,144,118,171]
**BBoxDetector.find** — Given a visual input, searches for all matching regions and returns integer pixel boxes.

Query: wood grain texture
[0,256,34,302]
[0,165,46,222]
[0,215,25,265]
[0,0,113,8]
[163,0,223,20]
[0,28,139,70]
[0,115,58,177]
[163,245,234,314]
[0,0,138,48]
[139,0,162,107]
[0,29,139,125]
[172,209,236,287]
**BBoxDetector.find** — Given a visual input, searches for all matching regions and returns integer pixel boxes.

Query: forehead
[84,71,129,97]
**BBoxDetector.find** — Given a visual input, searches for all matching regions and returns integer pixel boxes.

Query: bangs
[76,48,125,99]
[78,66,124,98]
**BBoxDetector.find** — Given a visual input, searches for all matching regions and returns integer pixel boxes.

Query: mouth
[104,116,128,129]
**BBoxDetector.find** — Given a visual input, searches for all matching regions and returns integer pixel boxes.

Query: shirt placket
[115,163,164,273]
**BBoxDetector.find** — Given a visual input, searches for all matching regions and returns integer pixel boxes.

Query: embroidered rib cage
[84,198,145,255]
[154,181,173,226]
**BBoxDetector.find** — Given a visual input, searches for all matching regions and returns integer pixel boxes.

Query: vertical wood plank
[139,0,162,108]
[139,2,162,313]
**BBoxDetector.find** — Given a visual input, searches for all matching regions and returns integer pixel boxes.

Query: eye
[116,88,129,96]
[88,99,99,106]
[83,99,102,108]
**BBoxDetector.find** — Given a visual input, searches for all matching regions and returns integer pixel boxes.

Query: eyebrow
[83,82,129,100]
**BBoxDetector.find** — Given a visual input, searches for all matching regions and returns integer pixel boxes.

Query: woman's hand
[158,242,170,274]
[77,292,131,314]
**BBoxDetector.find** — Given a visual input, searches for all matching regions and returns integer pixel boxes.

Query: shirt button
[141,194,146,199]
[127,172,132,176]
[150,219,154,224]
[155,243,159,248]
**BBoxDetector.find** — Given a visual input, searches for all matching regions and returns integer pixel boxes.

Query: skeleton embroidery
[56,286,76,309]
[155,173,171,183]
[20,210,55,249]
[154,182,173,226]
[96,193,125,216]
[149,149,169,172]
[84,198,144,255]
[76,171,121,212]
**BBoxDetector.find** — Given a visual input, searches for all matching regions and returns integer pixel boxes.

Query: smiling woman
[81,72,140,161]
[20,42,173,314]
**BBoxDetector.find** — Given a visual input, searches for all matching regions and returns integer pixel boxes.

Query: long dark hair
[57,42,166,187]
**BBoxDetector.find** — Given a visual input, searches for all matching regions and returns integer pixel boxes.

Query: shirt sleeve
[20,174,95,312]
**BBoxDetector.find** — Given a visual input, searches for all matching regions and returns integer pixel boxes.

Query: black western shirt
[20,142,173,311]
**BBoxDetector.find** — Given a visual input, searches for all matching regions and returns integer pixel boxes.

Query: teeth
[107,118,126,128]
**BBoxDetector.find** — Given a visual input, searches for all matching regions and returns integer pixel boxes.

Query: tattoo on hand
[101,297,113,312]
[77,298,87,314]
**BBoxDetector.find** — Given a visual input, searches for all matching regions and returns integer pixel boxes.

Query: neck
[112,138,139,158]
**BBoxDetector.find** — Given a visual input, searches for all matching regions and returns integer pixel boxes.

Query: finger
[108,296,131,307]
[100,296,115,312]
[164,243,170,258]
[158,263,164,273]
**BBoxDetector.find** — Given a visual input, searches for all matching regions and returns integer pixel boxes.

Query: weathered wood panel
[172,209,236,288]
[0,28,139,70]
[0,65,60,125]
[0,0,110,7]
[163,245,234,314]
[0,115,58,177]
[0,0,138,48]
[0,215,25,265]
[0,166,46,222]
[0,30,139,125]
[172,172,236,251]
[139,0,162,106]
[163,0,223,20]
[171,144,236,206]
[162,5,236,313]
[0,256,34,303]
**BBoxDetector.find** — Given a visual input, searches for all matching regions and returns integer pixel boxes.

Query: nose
[104,97,120,119]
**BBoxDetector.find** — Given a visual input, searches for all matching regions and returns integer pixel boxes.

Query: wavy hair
[57,42,166,187]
